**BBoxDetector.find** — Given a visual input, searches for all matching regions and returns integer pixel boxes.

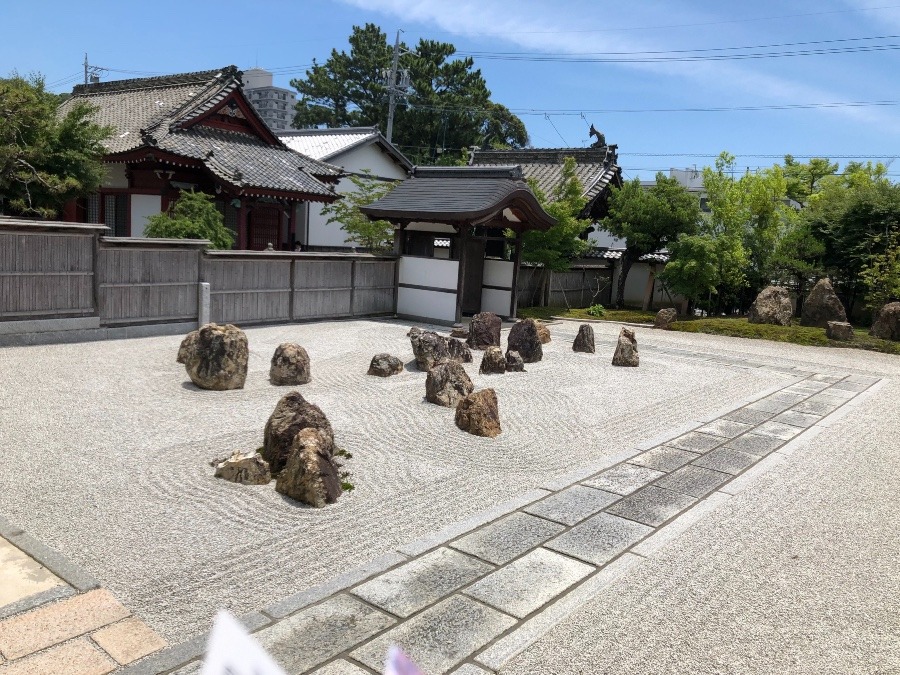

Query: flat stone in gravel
[695,419,754,439]
[773,410,822,428]
[310,660,371,675]
[693,447,760,475]
[746,398,796,414]
[524,485,620,526]
[629,447,701,473]
[830,380,870,392]
[653,465,732,498]
[351,595,516,674]
[722,408,775,425]
[255,594,394,674]
[753,420,804,440]
[546,513,653,565]
[465,548,594,618]
[450,513,564,565]
[351,547,492,618]
[724,433,786,456]
[605,486,698,526]
[665,431,723,453]
[792,397,845,415]
[583,464,665,496]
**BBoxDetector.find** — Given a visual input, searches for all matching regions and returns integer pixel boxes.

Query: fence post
[349,259,357,316]
[289,258,297,321]
[198,282,210,326]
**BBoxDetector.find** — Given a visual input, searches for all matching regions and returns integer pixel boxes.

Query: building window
[103,194,128,236]
[86,194,101,223]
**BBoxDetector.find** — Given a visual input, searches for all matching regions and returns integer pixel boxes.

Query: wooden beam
[455,224,469,324]
[510,233,523,320]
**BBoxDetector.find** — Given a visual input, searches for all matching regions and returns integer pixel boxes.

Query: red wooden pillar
[237,199,248,250]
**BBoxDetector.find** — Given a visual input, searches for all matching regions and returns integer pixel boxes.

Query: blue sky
[4,0,900,179]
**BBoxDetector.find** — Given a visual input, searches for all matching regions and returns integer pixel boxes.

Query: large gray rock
[611,327,639,367]
[455,389,502,438]
[425,361,474,407]
[870,302,900,341]
[748,286,793,326]
[411,330,450,371]
[213,451,271,485]
[262,391,334,474]
[368,353,404,377]
[654,308,678,329]
[479,346,506,375]
[826,321,854,341]
[507,318,543,363]
[467,312,502,350]
[801,278,847,328]
[572,324,595,353]
[446,338,473,363]
[270,343,311,385]
[275,428,342,508]
[178,323,248,390]
[505,350,526,372]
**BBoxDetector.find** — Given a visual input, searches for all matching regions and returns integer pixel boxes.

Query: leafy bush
[586,304,606,317]
[144,190,235,249]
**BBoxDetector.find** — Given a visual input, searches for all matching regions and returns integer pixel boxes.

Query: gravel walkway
[0,319,789,641]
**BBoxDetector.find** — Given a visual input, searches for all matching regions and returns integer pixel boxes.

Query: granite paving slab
[792,397,845,415]
[722,407,775,425]
[653,465,732,498]
[753,420,805,440]
[351,548,493,618]
[254,594,394,674]
[453,664,492,675]
[693,447,760,475]
[723,433,785,456]
[545,513,653,565]
[629,446,700,473]
[523,486,620,526]
[582,464,665,496]
[665,431,724,453]
[350,595,516,674]
[450,513,564,566]
[310,659,372,675]
[830,380,870,392]
[605,486,699,527]
[464,548,594,619]
[772,410,822,428]
[746,398,795,414]
[818,387,856,399]
[694,419,755,439]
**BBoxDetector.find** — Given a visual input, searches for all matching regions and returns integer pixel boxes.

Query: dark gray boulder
[572,324,595,353]
[467,312,502,350]
[368,353,404,377]
[262,391,334,474]
[507,318,543,363]
[479,346,506,374]
[748,286,792,326]
[425,361,474,407]
[505,350,526,372]
[801,278,847,328]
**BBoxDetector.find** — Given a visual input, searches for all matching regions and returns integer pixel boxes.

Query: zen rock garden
[179,313,643,508]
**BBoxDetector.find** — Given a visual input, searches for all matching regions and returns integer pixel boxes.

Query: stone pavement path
[125,358,882,674]
[0,526,167,674]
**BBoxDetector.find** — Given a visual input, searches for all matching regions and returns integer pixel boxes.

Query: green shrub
[586,304,606,317]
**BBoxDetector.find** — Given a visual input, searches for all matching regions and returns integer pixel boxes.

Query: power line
[623,153,900,159]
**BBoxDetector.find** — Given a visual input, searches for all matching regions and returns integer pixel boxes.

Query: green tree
[291,24,528,164]
[602,173,701,308]
[144,190,235,249]
[0,73,110,218]
[770,217,825,316]
[321,171,397,251]
[860,229,900,310]
[782,155,838,205]
[519,157,591,305]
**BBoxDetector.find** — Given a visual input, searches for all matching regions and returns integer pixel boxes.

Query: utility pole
[385,30,402,143]
[84,53,89,86]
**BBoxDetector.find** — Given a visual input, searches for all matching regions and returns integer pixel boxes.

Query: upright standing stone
[455,389,502,438]
[263,391,335,474]
[747,286,793,326]
[870,302,900,341]
[800,278,847,328]
[446,338,474,363]
[826,321,854,341]
[611,327,639,367]
[275,428,343,508]
[178,323,249,390]
[467,312,502,350]
[572,324,595,353]
[479,346,507,374]
[535,321,552,344]
[507,318,543,363]
[269,343,312,385]
[653,308,678,329]
[505,350,526,372]
[411,330,451,371]
[425,361,474,407]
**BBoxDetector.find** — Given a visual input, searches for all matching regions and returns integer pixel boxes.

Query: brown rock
[275,429,342,507]
[612,327,639,367]
[653,308,678,329]
[748,286,793,326]
[467,312,502,350]
[535,321,551,344]
[449,325,469,339]
[270,343,311,385]
[572,324,595,353]
[801,278,847,328]
[505,350,526,372]
[425,361,474,407]
[507,318,543,363]
[870,302,900,341]
[411,330,450,371]
[479,346,507,374]
[446,338,473,363]
[368,353,404,377]
[213,451,271,485]
[179,323,248,390]
[826,321,854,341]
[455,389,502,438]
[262,391,334,474]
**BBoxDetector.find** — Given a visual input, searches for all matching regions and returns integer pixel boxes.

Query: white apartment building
[242,68,296,131]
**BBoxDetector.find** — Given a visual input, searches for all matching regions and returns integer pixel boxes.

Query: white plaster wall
[589,228,624,248]
[308,143,409,248]
[482,259,514,288]
[397,287,457,322]
[130,194,162,237]
[612,261,684,307]
[481,288,512,317]
[102,164,128,189]
[399,256,458,290]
